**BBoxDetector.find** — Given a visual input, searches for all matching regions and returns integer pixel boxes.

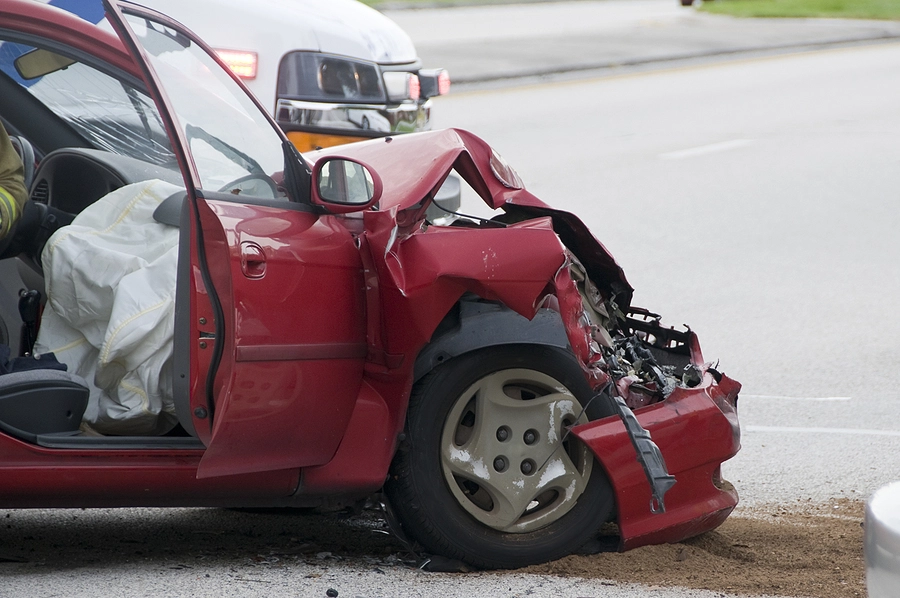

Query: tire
[385,345,616,569]
[680,0,694,5]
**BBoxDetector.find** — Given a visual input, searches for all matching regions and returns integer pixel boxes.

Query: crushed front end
[542,243,741,550]
[568,301,742,550]
[307,128,741,550]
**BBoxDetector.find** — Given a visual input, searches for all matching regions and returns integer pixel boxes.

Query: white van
[146,0,450,152]
[46,0,450,152]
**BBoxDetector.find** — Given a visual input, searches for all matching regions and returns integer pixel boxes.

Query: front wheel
[385,345,616,569]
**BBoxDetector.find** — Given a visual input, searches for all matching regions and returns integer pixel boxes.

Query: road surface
[3,3,899,597]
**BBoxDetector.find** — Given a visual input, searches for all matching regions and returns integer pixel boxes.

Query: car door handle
[240,241,266,279]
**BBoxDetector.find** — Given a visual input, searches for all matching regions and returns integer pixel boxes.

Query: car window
[122,15,289,200]
[0,38,175,167]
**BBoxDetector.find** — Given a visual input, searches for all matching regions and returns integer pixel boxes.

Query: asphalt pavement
[384,0,900,85]
[4,5,897,598]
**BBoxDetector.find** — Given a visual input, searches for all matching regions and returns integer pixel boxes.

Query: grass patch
[360,0,900,19]
[700,0,900,20]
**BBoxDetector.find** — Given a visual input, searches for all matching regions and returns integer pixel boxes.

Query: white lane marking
[746,425,900,437]
[742,394,852,401]
[659,139,753,160]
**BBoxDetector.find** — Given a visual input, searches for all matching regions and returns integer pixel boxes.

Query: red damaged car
[0,0,740,569]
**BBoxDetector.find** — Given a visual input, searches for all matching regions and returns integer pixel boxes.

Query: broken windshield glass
[0,39,176,167]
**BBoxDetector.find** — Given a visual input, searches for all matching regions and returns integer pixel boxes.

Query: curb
[449,33,900,85]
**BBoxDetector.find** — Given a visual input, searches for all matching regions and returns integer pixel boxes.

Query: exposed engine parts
[569,256,705,409]
[605,335,677,407]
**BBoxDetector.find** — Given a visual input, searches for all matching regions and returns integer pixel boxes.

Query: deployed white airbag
[35,179,183,435]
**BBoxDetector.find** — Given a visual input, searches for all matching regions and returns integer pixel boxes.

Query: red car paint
[572,369,741,550]
[0,0,740,554]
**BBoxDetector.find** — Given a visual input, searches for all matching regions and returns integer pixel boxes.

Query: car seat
[0,369,89,442]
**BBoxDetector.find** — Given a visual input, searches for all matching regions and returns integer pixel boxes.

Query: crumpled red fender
[551,256,610,390]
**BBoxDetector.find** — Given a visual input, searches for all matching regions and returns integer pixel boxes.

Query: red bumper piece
[571,373,741,550]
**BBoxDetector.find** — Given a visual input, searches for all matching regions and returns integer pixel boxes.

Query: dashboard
[30,148,183,215]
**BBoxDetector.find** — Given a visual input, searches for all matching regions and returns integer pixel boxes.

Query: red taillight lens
[215,49,258,79]
[438,70,451,96]
[417,68,450,99]
[408,74,421,101]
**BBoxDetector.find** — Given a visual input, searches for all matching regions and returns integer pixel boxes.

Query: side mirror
[311,158,382,214]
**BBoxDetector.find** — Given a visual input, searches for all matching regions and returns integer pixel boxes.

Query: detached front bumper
[571,370,741,550]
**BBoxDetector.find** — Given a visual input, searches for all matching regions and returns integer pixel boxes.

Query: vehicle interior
[0,27,459,450]
[0,34,201,449]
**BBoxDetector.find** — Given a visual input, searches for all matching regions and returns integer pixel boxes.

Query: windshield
[121,13,289,199]
[0,39,175,166]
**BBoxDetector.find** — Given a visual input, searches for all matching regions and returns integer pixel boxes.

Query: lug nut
[493,457,507,472]
[496,427,510,441]
[521,460,535,475]
[523,429,538,445]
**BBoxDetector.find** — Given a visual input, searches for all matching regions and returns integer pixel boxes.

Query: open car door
[104,0,368,478]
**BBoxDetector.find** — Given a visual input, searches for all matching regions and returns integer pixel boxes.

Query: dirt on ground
[524,499,866,598]
[0,499,866,597]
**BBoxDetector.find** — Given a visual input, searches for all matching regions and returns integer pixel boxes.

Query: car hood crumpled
[305,128,634,309]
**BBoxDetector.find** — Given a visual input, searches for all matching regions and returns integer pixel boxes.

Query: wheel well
[413,296,571,383]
